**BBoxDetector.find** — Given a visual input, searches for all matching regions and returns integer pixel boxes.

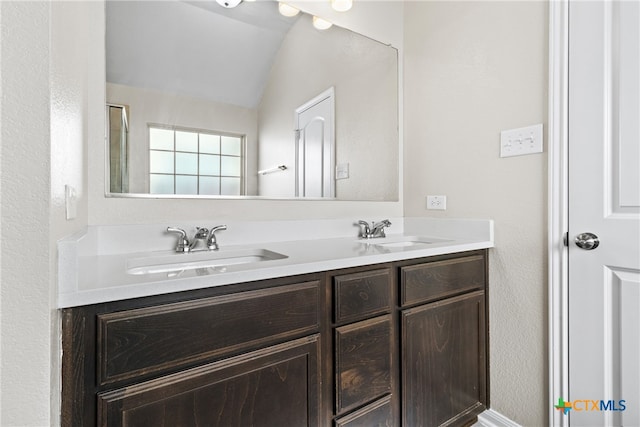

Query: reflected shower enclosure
[108,104,129,193]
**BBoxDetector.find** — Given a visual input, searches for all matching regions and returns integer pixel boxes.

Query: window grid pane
[149,126,243,195]
[175,131,198,152]
[221,155,241,177]
[176,152,198,175]
[221,136,242,156]
[149,128,174,150]
[150,174,174,194]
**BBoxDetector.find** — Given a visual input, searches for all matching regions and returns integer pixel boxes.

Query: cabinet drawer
[400,254,485,307]
[335,315,392,415]
[97,281,321,385]
[334,395,393,427]
[333,269,391,324]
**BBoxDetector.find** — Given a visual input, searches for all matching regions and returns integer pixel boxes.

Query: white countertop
[58,217,494,308]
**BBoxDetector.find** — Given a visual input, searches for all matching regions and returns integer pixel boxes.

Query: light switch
[500,124,543,158]
[336,162,349,180]
[65,185,77,220]
[426,195,447,210]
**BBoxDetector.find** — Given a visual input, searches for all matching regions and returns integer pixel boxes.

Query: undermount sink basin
[359,236,451,248]
[126,248,288,275]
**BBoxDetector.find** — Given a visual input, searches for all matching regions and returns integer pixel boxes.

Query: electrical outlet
[500,124,543,158]
[426,195,447,210]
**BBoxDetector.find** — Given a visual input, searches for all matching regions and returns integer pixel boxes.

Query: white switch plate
[65,185,77,220]
[426,195,447,210]
[336,162,349,180]
[500,124,543,158]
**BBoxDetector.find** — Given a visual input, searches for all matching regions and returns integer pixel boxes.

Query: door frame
[548,0,569,426]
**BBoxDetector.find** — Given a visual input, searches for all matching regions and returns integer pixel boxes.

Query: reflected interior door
[568,1,640,425]
[295,88,335,198]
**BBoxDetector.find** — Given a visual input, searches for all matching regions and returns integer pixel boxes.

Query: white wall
[50,3,100,425]
[1,2,53,425]
[258,13,398,200]
[106,83,259,194]
[1,1,95,424]
[89,0,404,225]
[403,2,548,425]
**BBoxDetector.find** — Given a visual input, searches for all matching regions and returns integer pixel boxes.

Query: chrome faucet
[167,225,227,252]
[357,219,391,239]
[189,227,209,251]
[371,219,392,237]
[206,225,227,250]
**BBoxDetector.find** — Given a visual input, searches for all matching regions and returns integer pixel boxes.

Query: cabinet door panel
[402,291,486,427]
[98,281,321,384]
[98,336,320,427]
[335,315,392,414]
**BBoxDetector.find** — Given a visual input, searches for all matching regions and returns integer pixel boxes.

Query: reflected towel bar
[258,165,287,175]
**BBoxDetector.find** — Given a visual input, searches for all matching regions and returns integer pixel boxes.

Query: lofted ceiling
[106,0,298,109]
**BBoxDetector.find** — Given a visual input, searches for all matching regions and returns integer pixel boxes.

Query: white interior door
[295,88,335,198]
[568,1,640,425]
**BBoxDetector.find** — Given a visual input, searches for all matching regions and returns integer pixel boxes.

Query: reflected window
[149,125,244,195]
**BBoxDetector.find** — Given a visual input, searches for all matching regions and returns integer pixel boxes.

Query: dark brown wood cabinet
[402,292,486,427]
[62,274,326,427]
[97,281,321,385]
[399,252,488,427]
[334,395,395,427]
[331,266,396,425]
[335,315,393,415]
[97,336,320,427]
[62,250,488,427]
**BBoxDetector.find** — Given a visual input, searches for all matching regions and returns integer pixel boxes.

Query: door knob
[575,232,599,250]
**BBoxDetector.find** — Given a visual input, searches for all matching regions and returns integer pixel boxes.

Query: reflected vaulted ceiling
[106,0,297,109]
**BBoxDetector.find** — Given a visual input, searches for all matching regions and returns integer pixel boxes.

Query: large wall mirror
[105,0,399,200]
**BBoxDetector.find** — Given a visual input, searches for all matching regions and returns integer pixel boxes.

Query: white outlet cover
[500,124,543,158]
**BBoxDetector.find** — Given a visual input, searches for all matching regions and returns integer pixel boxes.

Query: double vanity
[59,218,493,426]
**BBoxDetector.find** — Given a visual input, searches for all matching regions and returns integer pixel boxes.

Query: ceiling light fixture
[216,0,242,8]
[331,0,352,12]
[278,2,300,17]
[312,16,333,30]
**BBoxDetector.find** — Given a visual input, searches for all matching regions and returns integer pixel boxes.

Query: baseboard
[472,409,522,427]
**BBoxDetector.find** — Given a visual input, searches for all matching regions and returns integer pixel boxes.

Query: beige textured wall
[403,2,548,425]
[258,13,398,200]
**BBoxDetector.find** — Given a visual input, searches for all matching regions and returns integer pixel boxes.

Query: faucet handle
[207,225,227,250]
[167,227,190,253]
[373,219,392,228]
[371,219,392,238]
[357,220,371,238]
[210,224,227,233]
